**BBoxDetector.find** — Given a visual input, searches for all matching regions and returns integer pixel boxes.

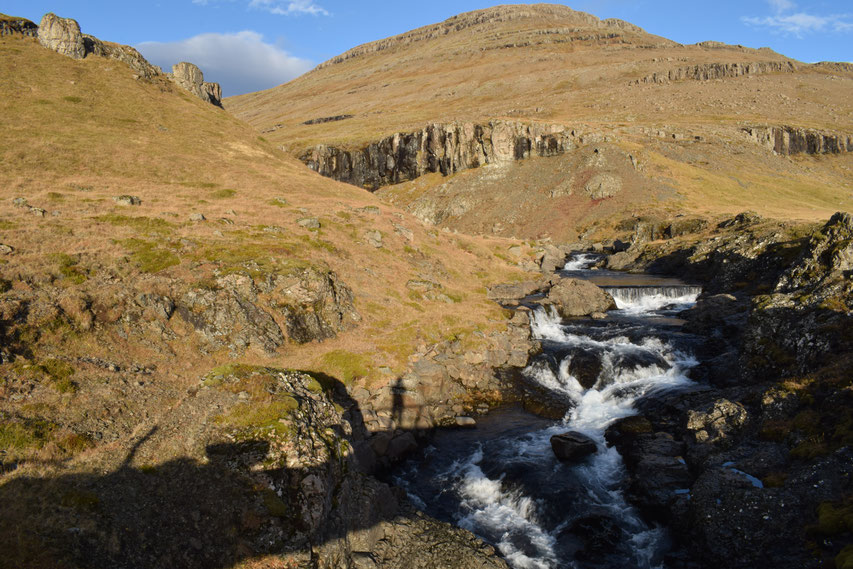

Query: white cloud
[250,0,329,16]
[743,1,852,37]
[137,31,313,97]
[190,0,329,16]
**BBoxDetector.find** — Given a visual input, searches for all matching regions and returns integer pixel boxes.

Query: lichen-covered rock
[263,267,360,344]
[177,288,283,355]
[776,212,853,293]
[38,13,85,59]
[169,62,223,107]
[685,399,747,444]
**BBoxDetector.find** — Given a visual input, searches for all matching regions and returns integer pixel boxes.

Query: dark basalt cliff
[744,125,853,156]
[631,60,796,85]
[302,121,598,190]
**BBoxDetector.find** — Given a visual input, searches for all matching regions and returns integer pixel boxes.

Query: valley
[1,5,851,569]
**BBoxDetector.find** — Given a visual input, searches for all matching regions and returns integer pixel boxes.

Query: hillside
[226,4,853,239]
[0,16,542,567]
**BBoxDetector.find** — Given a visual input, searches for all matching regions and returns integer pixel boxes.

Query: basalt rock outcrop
[303,121,584,190]
[0,15,38,37]
[631,60,796,86]
[34,13,220,103]
[169,62,223,107]
[744,125,853,156]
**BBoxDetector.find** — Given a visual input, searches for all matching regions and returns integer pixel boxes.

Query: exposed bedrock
[302,121,591,190]
[35,13,220,104]
[744,125,853,156]
[631,60,796,85]
[1,16,38,37]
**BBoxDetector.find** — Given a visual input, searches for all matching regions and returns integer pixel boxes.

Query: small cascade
[563,253,601,271]
[394,263,703,569]
[603,285,702,313]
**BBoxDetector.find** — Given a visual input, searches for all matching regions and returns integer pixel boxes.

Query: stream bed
[393,254,705,569]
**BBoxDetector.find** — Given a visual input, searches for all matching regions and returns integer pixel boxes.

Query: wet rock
[569,511,624,558]
[566,351,602,389]
[686,399,747,444]
[455,416,477,428]
[540,278,616,318]
[38,13,86,59]
[551,431,597,462]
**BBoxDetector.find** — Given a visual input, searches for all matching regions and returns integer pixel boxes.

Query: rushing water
[394,254,702,569]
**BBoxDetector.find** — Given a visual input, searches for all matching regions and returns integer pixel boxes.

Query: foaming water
[604,285,702,315]
[394,267,702,569]
[563,253,600,271]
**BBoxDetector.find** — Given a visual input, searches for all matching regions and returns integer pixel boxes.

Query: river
[393,253,704,569]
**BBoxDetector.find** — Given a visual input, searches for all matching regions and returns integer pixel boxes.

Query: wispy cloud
[249,0,329,16]
[743,0,852,37]
[137,31,313,96]
[191,0,329,16]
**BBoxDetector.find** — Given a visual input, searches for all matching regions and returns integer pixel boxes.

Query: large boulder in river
[38,13,86,59]
[551,431,597,462]
[541,278,617,318]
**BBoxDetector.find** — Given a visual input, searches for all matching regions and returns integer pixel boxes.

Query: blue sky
[5,1,852,96]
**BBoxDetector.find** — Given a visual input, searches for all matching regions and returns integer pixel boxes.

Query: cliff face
[744,126,853,156]
[302,121,589,190]
[631,61,796,85]
[169,62,223,107]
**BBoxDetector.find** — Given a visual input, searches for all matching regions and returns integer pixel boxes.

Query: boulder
[486,278,553,303]
[551,431,597,462]
[583,173,622,199]
[540,244,567,273]
[113,195,141,206]
[541,278,617,318]
[38,13,86,59]
[685,399,747,444]
[169,62,223,107]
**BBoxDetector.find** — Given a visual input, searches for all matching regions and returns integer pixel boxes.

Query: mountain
[226,4,853,240]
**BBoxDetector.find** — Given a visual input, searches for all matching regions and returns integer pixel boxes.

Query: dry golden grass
[0,33,530,399]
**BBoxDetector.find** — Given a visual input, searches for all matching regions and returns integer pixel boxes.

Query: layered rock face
[35,13,220,104]
[631,60,796,85]
[169,62,223,107]
[744,125,853,156]
[303,121,581,190]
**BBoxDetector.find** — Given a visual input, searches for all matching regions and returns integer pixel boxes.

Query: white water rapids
[395,266,702,569]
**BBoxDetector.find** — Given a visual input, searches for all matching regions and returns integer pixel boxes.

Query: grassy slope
[0,33,530,470]
[225,4,853,230]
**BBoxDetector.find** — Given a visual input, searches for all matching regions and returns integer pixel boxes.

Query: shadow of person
[0,370,446,569]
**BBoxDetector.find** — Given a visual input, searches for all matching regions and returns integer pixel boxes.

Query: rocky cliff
[303,121,589,190]
[744,125,853,156]
[0,15,37,37]
[169,62,223,107]
[36,13,219,104]
[630,60,796,85]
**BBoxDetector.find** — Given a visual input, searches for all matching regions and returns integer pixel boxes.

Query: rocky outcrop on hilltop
[743,125,853,156]
[169,62,223,107]
[0,15,37,37]
[35,13,220,103]
[303,121,585,190]
[630,60,796,85]
[37,13,86,59]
